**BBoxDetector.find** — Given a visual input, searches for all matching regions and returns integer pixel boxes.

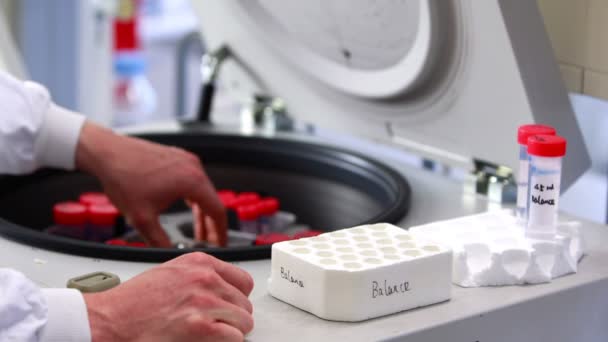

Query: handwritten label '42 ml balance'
[531,183,556,206]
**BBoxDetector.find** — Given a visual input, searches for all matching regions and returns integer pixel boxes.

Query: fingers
[131,213,171,247]
[192,204,207,242]
[186,177,228,247]
[172,253,255,296]
[209,258,255,296]
[208,322,246,342]
[204,216,219,246]
[207,305,254,336]
[186,313,249,341]
[215,275,254,314]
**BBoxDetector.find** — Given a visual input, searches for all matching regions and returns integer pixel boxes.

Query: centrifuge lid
[192,0,590,190]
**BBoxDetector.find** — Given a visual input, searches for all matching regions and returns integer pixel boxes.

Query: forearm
[75,122,122,177]
[83,293,120,342]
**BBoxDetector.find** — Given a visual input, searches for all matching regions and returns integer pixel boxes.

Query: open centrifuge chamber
[0,131,410,261]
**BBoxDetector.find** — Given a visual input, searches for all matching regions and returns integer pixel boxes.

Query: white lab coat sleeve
[0,70,85,174]
[39,289,92,342]
[0,269,91,342]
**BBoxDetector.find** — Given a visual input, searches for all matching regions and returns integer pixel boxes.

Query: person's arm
[0,269,91,342]
[0,71,85,174]
[75,123,227,247]
[0,69,227,246]
[83,253,254,341]
[0,254,255,342]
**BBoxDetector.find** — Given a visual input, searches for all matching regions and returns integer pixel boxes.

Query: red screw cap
[79,192,111,206]
[217,190,237,206]
[54,202,88,226]
[255,233,291,245]
[527,134,567,157]
[237,205,259,221]
[105,239,127,246]
[89,204,120,226]
[226,193,260,209]
[217,190,236,198]
[236,192,260,206]
[517,124,556,145]
[257,197,280,216]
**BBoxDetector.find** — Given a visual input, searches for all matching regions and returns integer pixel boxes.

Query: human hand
[83,252,255,342]
[75,123,227,247]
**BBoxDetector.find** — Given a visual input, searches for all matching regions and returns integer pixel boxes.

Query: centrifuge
[1,1,608,341]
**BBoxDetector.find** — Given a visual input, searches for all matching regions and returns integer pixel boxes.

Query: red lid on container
[238,192,260,203]
[218,191,237,207]
[224,197,240,210]
[255,233,291,245]
[89,204,120,226]
[237,205,259,221]
[292,230,323,239]
[527,134,567,157]
[257,198,280,215]
[79,192,111,206]
[228,193,261,209]
[127,241,147,248]
[218,190,236,198]
[53,202,87,226]
[517,124,556,145]
[105,238,127,246]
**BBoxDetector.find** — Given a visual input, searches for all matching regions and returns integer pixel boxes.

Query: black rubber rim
[0,132,411,262]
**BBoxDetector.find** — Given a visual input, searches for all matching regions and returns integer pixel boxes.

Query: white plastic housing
[192,0,590,191]
[268,223,452,322]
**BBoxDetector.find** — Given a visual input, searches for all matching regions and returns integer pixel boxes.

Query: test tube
[516,124,556,223]
[88,203,120,242]
[257,197,279,233]
[526,134,567,240]
[48,202,88,240]
[235,192,260,206]
[237,204,260,234]
[79,192,111,206]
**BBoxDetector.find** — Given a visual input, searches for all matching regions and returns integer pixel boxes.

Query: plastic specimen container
[49,202,88,240]
[526,134,567,240]
[257,197,280,233]
[88,203,120,242]
[237,204,260,234]
[79,192,111,207]
[516,125,556,222]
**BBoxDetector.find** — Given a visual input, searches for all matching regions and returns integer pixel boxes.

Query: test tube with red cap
[79,192,111,207]
[526,134,567,240]
[235,192,260,206]
[88,203,120,242]
[237,204,260,234]
[516,125,556,223]
[49,202,88,240]
[257,197,279,233]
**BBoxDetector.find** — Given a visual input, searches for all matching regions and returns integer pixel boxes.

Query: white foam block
[409,210,585,287]
[267,223,453,322]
